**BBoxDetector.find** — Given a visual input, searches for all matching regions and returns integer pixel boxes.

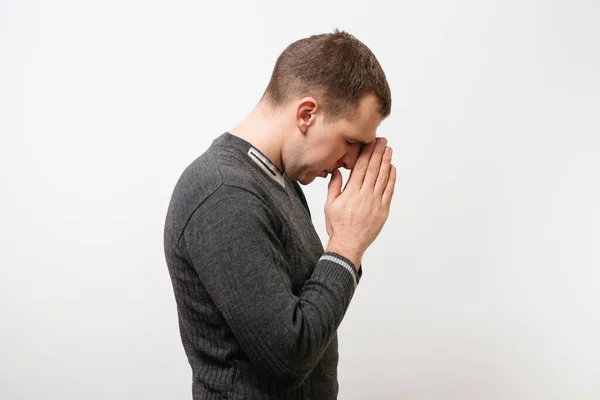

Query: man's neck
[229,103,287,173]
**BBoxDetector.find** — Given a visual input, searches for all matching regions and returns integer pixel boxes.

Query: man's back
[164,132,361,399]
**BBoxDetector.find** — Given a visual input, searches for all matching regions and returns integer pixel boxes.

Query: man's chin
[298,174,317,185]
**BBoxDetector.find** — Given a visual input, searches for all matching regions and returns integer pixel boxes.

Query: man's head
[260,29,392,185]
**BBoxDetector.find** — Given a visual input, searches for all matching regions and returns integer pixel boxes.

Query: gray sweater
[163,132,362,399]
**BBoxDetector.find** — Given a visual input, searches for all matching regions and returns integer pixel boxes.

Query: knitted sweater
[163,132,362,399]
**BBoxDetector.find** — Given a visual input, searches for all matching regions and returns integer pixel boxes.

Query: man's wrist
[325,241,362,271]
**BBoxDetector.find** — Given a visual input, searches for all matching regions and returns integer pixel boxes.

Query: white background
[1,0,599,399]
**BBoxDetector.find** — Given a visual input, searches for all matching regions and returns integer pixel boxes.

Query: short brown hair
[261,29,391,122]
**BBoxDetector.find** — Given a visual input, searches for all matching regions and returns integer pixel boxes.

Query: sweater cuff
[319,252,361,288]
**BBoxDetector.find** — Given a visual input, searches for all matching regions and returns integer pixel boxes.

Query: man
[164,29,396,399]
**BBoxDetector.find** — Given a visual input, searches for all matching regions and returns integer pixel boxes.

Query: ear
[295,97,318,135]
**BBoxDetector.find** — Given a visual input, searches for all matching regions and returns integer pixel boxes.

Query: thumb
[326,169,342,205]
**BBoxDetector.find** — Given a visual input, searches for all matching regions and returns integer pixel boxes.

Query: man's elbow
[276,367,312,389]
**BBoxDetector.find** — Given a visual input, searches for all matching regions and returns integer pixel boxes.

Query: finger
[374,146,392,197]
[345,138,378,192]
[382,164,397,207]
[326,169,343,205]
[361,138,388,192]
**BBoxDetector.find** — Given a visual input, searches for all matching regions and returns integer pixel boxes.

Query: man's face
[291,93,383,185]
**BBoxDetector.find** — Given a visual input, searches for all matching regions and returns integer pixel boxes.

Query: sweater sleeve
[181,184,358,389]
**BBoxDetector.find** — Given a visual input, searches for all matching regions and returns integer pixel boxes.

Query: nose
[339,146,362,170]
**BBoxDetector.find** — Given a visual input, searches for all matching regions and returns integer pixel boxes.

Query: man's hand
[324,137,397,269]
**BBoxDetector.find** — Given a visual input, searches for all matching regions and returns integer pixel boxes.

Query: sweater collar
[217,132,286,188]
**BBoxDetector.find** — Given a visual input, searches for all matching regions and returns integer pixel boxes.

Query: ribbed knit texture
[164,132,362,399]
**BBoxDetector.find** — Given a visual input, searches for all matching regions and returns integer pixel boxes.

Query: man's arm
[182,184,359,389]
